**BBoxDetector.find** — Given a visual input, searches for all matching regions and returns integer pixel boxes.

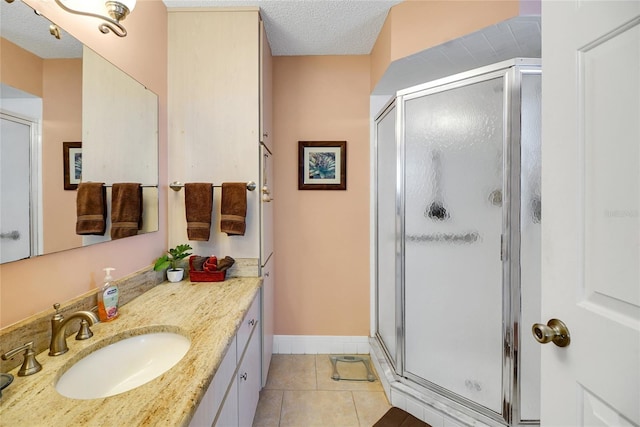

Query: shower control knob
[532,319,570,347]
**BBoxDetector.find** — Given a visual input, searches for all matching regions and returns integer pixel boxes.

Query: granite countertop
[0,277,262,426]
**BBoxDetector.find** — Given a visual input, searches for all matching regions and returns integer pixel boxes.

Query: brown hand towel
[190,255,209,271]
[76,182,106,235]
[216,256,235,271]
[185,183,213,241]
[110,183,142,240]
[220,182,247,236]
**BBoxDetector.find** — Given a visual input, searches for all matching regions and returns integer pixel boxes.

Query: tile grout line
[350,390,364,427]
[277,389,284,427]
[314,354,319,390]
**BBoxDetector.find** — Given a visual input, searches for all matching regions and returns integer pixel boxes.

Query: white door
[0,114,32,263]
[541,2,639,426]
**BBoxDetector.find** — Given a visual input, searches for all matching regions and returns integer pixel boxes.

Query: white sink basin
[55,332,190,399]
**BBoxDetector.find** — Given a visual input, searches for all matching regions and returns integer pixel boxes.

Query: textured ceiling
[163,0,403,56]
[0,0,82,59]
[1,0,400,58]
[2,0,541,97]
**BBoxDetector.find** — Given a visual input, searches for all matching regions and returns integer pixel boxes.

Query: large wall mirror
[0,0,159,264]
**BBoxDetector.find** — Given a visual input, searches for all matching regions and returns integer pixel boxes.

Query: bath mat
[329,355,376,382]
[373,407,431,427]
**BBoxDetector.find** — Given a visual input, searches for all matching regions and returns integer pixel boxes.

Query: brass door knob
[532,319,571,347]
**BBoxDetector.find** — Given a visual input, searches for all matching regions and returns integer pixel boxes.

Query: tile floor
[252,354,391,427]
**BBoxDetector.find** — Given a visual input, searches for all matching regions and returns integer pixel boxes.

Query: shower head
[426,201,449,220]
[426,150,449,220]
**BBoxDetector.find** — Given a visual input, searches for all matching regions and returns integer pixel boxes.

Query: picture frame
[63,141,82,190]
[298,141,347,190]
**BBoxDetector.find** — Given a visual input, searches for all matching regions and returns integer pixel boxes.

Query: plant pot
[166,268,184,283]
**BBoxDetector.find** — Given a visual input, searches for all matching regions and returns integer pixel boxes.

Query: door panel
[541,2,640,425]
[0,115,31,263]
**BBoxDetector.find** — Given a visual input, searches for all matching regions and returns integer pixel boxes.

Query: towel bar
[102,184,157,188]
[169,181,256,192]
[406,232,479,243]
[77,184,157,188]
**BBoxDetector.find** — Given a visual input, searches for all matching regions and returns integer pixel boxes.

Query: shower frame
[373,58,541,427]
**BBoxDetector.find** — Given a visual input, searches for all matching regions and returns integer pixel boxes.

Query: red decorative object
[189,256,226,282]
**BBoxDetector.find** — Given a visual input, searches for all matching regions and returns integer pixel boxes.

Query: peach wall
[273,56,371,336]
[42,59,83,254]
[0,38,43,97]
[370,1,520,90]
[274,1,531,338]
[370,13,392,95]
[0,0,168,327]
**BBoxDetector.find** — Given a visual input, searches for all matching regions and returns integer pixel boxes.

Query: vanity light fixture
[53,0,136,37]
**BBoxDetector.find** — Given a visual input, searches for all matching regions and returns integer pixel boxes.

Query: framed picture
[63,141,82,190]
[298,141,347,190]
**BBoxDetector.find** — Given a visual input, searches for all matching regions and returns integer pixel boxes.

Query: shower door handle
[532,319,571,347]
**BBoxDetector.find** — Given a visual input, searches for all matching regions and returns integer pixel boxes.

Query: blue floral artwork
[64,142,82,189]
[298,141,346,190]
[73,152,82,180]
[308,152,336,180]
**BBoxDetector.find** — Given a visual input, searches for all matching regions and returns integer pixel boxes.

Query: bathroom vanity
[0,277,262,426]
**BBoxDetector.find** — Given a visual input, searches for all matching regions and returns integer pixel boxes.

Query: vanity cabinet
[189,293,261,427]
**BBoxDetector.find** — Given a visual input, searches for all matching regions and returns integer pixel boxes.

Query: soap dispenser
[97,267,119,322]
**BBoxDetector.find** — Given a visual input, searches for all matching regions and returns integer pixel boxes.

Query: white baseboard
[273,335,370,355]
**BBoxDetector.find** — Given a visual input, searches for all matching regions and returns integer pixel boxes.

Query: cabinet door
[260,147,274,259]
[260,265,274,386]
[215,379,238,427]
[238,328,261,427]
[168,10,260,257]
[190,337,237,427]
[259,19,273,152]
[237,296,260,358]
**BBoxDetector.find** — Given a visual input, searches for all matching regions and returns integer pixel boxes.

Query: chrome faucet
[49,303,99,356]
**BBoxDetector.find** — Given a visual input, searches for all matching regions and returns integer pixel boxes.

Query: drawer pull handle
[248,319,256,327]
[240,372,248,381]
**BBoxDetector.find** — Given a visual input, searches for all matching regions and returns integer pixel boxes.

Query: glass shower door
[375,103,398,366]
[401,76,505,414]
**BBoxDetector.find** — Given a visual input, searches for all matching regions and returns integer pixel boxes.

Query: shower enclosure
[373,59,541,426]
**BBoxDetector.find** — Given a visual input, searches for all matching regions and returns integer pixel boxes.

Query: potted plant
[154,243,192,282]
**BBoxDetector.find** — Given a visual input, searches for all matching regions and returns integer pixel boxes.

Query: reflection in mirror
[0,0,159,264]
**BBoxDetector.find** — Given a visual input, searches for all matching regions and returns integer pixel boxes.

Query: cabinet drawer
[236,295,259,359]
